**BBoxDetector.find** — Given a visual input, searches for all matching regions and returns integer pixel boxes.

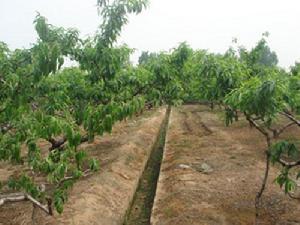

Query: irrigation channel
[123,106,171,225]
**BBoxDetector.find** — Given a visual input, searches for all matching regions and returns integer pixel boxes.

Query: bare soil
[0,107,166,225]
[151,105,300,225]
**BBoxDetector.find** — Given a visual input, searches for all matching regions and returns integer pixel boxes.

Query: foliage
[270,141,300,193]
[240,38,278,67]
[0,0,299,218]
[225,72,287,125]
[0,0,150,214]
[291,62,300,76]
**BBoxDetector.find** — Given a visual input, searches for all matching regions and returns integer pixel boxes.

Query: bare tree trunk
[255,137,271,225]
[210,102,214,110]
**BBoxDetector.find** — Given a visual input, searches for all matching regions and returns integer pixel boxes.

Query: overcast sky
[0,0,299,68]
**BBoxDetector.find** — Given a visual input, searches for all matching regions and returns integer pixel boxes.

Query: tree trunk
[255,137,271,225]
[210,102,214,110]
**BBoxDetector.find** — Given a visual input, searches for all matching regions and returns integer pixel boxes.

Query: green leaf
[75,151,87,168]
[89,159,100,171]
[103,115,113,133]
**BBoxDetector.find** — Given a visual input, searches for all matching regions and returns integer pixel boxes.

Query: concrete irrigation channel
[124,106,171,225]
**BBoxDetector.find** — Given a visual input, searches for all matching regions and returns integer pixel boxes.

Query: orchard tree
[239,35,278,69]
[224,68,300,224]
[141,52,185,106]
[138,51,158,65]
[0,0,149,215]
[291,62,300,76]
[198,54,249,109]
[182,49,207,101]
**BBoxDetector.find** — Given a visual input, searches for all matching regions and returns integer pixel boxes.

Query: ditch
[123,106,171,225]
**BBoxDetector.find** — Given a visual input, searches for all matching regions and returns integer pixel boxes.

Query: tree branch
[280,112,300,127]
[80,135,89,144]
[278,158,300,168]
[276,122,297,137]
[48,135,89,152]
[245,115,270,141]
[0,192,53,215]
[288,192,300,200]
[48,137,67,151]
[57,169,92,187]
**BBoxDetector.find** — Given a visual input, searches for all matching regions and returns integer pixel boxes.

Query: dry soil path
[151,105,300,225]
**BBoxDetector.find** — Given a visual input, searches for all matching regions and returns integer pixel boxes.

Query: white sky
[0,0,299,68]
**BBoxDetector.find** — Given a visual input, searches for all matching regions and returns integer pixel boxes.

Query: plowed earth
[151,105,300,225]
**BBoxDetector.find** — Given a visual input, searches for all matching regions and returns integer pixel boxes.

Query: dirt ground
[0,107,166,225]
[151,105,300,225]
